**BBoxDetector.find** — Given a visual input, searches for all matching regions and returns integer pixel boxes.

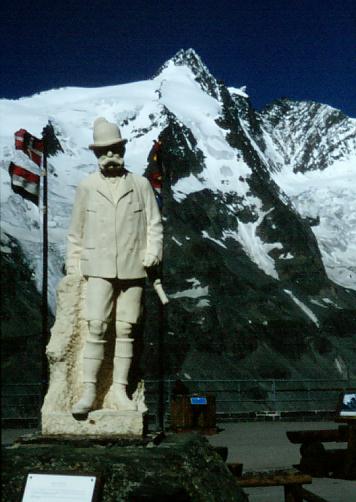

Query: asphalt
[208,421,355,502]
[2,422,355,501]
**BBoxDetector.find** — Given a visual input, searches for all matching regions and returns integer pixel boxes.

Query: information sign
[21,472,101,502]
[190,396,207,405]
[339,392,356,417]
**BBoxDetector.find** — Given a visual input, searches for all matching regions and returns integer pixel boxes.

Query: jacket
[66,170,163,279]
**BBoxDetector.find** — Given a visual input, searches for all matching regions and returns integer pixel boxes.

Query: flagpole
[41,129,49,407]
[145,140,167,431]
[158,294,165,431]
[158,159,165,432]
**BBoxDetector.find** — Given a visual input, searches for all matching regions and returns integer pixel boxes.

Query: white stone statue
[65,118,163,416]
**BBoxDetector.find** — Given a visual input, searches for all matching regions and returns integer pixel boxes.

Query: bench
[232,468,329,502]
[286,424,355,478]
[286,425,348,444]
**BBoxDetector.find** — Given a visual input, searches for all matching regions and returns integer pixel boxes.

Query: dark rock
[2,433,247,501]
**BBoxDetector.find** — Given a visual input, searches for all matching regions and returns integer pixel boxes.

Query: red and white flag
[145,139,164,209]
[15,128,43,167]
[8,162,40,205]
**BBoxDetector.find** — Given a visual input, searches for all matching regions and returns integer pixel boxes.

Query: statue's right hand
[142,253,160,268]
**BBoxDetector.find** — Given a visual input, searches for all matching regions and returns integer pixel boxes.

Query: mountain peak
[262,97,349,120]
[155,48,220,99]
[171,48,206,69]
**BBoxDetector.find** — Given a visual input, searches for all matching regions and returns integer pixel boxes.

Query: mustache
[99,155,125,169]
[99,155,125,173]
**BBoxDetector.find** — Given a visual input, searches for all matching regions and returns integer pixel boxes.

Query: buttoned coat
[66,170,163,279]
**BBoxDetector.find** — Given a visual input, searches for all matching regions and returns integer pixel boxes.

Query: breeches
[86,277,144,324]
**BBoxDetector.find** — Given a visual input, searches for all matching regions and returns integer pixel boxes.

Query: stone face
[1,237,52,385]
[2,433,248,502]
[141,97,356,385]
[41,275,146,435]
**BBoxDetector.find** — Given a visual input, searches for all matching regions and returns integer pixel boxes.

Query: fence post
[272,380,276,411]
[165,378,172,430]
[307,381,311,410]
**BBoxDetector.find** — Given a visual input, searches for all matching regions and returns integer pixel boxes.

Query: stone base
[41,409,145,436]
[2,433,248,501]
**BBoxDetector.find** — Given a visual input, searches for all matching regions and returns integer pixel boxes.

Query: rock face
[41,275,147,435]
[260,99,356,174]
[1,236,46,386]
[2,433,248,502]
[259,98,356,290]
[143,67,356,384]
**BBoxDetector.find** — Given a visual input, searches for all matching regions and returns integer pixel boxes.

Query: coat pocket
[132,201,143,213]
[83,208,98,248]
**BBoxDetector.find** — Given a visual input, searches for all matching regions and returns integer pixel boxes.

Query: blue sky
[2,0,355,116]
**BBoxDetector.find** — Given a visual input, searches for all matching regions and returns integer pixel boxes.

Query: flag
[42,122,63,156]
[8,162,40,205]
[145,139,164,209]
[10,127,43,205]
[15,128,44,166]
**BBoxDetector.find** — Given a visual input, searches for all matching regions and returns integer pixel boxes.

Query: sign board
[190,396,207,405]
[21,472,102,502]
[339,392,356,418]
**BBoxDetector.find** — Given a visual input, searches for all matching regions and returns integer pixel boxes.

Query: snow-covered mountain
[1,48,355,383]
[260,100,356,290]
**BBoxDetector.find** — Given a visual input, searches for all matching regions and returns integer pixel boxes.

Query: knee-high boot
[111,321,137,411]
[72,320,106,415]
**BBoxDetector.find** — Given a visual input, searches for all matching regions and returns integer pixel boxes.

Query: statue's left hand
[142,253,160,268]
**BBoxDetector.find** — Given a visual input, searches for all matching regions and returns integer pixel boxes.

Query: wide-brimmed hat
[89,117,127,149]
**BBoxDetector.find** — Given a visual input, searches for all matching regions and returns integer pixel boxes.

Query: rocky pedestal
[2,433,248,501]
[41,276,146,436]
[42,410,145,436]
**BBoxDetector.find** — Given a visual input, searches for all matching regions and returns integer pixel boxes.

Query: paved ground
[2,422,355,501]
[208,421,355,502]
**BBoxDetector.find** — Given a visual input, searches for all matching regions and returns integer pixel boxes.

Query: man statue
[66,117,163,415]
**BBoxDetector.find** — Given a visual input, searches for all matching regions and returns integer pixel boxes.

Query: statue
[65,117,163,416]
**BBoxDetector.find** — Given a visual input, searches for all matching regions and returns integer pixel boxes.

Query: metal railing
[2,383,42,426]
[2,378,355,427]
[144,378,356,426]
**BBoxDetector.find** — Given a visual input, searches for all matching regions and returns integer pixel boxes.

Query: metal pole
[157,274,165,431]
[41,131,49,408]
[272,380,276,411]
[158,160,166,432]
[145,147,166,432]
